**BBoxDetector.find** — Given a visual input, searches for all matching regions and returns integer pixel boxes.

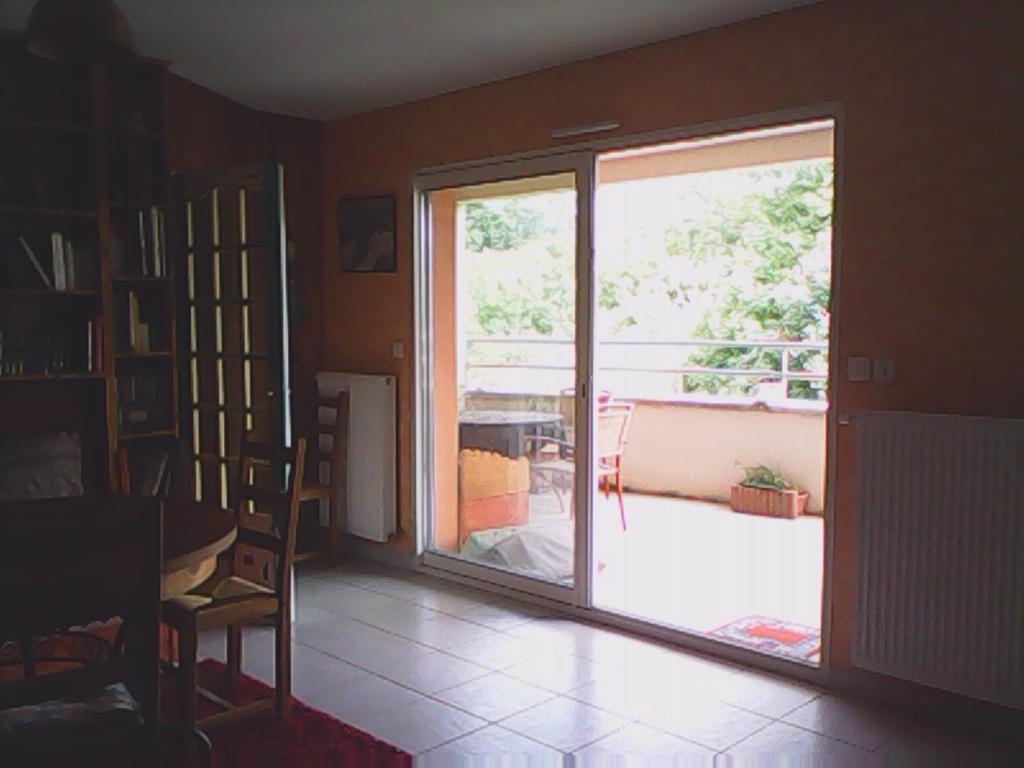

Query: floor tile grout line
[298,574,820,742]
[288,578,825,730]
[303,567,541,616]
[499,710,637,755]
[775,719,884,753]
[550,709,645,756]
[287,632,575,732]
[303,578,544,636]
[352,605,818,709]
[297,578,816,729]
[338,614,541,674]
[283,623,646,755]
[412,721,493,757]
[418,720,570,758]
[303,569,742,670]
[294,568,1011,761]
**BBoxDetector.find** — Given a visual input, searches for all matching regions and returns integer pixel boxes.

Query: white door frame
[413,152,597,607]
[412,104,842,682]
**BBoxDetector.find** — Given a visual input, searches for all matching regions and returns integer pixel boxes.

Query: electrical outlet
[873,357,896,383]
[847,356,871,382]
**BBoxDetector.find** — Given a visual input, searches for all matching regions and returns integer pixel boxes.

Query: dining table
[161,498,238,598]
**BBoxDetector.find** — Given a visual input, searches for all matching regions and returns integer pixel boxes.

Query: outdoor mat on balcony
[710,615,821,662]
[163,659,412,767]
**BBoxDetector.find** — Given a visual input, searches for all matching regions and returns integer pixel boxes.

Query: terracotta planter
[730,484,808,519]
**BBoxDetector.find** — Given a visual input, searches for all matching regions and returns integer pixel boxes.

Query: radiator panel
[853,411,1024,709]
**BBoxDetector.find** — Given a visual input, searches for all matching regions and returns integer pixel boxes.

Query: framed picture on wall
[338,194,396,272]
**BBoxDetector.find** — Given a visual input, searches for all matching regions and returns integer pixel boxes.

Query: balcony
[463,336,828,512]
[452,336,827,660]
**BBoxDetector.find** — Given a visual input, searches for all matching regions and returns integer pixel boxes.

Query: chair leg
[616,471,627,531]
[275,610,292,721]
[177,624,198,728]
[226,623,242,694]
[329,493,344,564]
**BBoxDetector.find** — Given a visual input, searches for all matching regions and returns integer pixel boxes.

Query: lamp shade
[24,0,135,61]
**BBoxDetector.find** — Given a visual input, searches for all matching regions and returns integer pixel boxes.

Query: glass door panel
[424,170,585,591]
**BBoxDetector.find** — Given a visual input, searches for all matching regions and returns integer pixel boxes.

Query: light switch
[391,341,405,359]
[873,357,896,383]
[847,356,871,382]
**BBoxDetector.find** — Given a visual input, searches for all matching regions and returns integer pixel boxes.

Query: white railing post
[781,347,790,397]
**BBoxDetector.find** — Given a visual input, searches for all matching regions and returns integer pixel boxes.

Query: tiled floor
[592,493,824,635]
[440,491,824,644]
[198,560,1020,765]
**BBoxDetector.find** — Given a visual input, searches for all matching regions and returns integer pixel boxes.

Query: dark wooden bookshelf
[0,289,101,297]
[114,350,173,359]
[118,428,176,441]
[0,204,98,218]
[0,39,175,493]
[0,372,105,382]
[0,115,94,133]
[112,276,171,285]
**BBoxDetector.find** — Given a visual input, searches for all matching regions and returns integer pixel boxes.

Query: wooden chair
[0,497,163,766]
[296,392,349,563]
[524,402,634,530]
[162,438,306,731]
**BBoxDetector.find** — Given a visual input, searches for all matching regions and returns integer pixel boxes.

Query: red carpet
[179,659,412,767]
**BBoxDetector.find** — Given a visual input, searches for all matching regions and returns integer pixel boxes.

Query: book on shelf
[127,289,138,350]
[50,232,65,290]
[17,236,52,289]
[114,206,166,279]
[150,207,162,277]
[92,319,102,372]
[137,210,148,277]
[125,289,152,352]
[65,241,76,290]
[86,320,93,372]
[157,208,166,276]
[117,370,167,432]
[119,443,172,496]
[0,319,94,376]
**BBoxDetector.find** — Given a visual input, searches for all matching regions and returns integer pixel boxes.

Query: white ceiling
[1,0,818,120]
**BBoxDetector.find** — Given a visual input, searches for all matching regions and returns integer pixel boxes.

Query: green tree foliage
[675,162,833,398]
[461,161,833,400]
[464,199,547,252]
[463,194,575,338]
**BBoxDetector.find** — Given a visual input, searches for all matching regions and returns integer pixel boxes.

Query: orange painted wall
[319,0,1023,679]
[163,74,324,413]
[431,190,459,551]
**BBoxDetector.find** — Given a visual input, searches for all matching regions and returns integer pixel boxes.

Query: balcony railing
[464,337,829,401]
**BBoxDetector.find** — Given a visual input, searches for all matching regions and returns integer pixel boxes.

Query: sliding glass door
[414,119,833,671]
[415,155,594,602]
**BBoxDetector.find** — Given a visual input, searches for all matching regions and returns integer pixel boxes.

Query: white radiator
[853,411,1024,709]
[316,372,397,543]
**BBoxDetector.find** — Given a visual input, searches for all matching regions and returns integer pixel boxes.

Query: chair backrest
[234,438,306,596]
[0,496,161,752]
[596,403,633,460]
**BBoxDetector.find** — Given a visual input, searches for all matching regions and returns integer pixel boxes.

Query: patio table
[458,410,564,459]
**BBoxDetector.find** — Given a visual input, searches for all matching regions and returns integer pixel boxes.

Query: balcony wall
[621,398,826,513]
[463,392,827,513]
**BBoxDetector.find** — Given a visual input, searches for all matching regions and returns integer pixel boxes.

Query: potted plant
[730,465,808,519]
